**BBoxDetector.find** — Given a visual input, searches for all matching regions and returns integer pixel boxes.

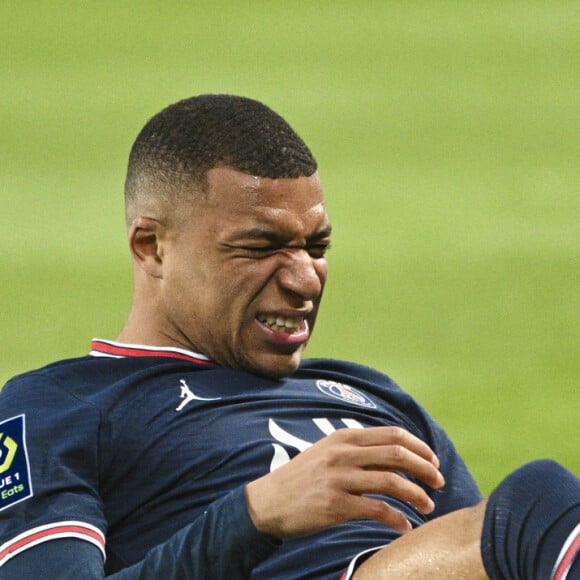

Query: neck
[117,286,166,347]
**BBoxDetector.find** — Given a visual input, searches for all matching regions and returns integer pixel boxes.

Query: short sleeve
[0,373,106,566]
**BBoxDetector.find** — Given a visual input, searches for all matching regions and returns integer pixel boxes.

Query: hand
[245,426,445,539]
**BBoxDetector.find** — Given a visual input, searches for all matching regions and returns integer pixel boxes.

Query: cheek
[227,260,278,293]
[204,267,259,319]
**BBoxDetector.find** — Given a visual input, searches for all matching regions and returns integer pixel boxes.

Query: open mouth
[257,314,306,335]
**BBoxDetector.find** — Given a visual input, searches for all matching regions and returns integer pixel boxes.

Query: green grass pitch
[1,1,578,493]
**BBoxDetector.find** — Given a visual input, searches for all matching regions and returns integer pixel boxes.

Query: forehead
[201,167,329,236]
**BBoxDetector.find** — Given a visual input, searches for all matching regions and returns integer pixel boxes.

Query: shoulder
[298,357,416,413]
[298,357,440,436]
[298,357,403,391]
[0,354,146,421]
[0,358,109,443]
[2,356,91,399]
[2,352,178,401]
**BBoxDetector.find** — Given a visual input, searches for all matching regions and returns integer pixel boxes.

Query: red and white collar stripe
[89,339,215,366]
[0,521,105,567]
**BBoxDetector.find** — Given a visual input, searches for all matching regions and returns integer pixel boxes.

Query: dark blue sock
[481,459,579,579]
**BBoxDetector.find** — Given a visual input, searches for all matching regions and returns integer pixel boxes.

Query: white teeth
[258,314,302,331]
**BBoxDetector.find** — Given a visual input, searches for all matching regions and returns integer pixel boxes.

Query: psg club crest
[316,380,376,409]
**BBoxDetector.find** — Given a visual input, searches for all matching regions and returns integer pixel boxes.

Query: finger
[340,426,440,468]
[347,470,436,515]
[340,443,445,490]
[321,428,444,489]
[342,494,414,535]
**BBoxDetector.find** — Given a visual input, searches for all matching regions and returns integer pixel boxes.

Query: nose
[277,249,326,301]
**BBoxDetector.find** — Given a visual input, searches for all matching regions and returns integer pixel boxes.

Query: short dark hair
[125,95,317,216]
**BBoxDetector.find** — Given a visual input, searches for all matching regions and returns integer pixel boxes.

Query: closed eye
[306,242,331,258]
[231,245,279,258]
[224,227,332,259]
[230,243,330,259]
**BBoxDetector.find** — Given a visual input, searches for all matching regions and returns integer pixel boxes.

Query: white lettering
[0,475,13,489]
[268,417,366,472]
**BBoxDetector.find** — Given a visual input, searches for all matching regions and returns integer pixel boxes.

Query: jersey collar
[89,339,215,365]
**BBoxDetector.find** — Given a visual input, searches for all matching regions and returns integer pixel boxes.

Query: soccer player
[0,95,577,579]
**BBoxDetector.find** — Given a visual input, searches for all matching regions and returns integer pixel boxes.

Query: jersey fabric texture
[0,339,481,578]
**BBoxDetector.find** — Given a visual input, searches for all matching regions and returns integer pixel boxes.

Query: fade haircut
[124,94,318,224]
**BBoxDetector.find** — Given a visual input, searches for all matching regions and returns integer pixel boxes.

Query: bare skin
[353,502,487,579]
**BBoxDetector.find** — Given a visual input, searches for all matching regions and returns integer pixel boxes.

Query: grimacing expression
[159,166,331,378]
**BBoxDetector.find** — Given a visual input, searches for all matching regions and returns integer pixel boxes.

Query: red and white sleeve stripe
[0,521,105,567]
[552,523,580,580]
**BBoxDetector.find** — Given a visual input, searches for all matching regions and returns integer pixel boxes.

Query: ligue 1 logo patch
[316,380,376,409]
[0,415,33,511]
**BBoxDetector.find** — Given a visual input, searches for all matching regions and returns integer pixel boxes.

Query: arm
[1,424,445,578]
[0,485,279,579]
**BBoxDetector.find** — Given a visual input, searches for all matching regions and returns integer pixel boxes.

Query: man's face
[159,166,331,378]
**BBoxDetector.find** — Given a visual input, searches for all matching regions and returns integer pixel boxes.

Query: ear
[128,216,165,278]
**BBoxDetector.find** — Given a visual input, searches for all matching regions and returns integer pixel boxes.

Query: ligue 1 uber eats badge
[0,415,33,511]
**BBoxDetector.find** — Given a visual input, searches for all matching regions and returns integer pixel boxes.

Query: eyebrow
[235,225,332,244]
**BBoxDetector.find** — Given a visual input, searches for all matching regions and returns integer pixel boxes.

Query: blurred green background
[1,1,578,493]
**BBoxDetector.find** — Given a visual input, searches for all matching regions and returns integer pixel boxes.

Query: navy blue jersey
[0,339,481,578]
